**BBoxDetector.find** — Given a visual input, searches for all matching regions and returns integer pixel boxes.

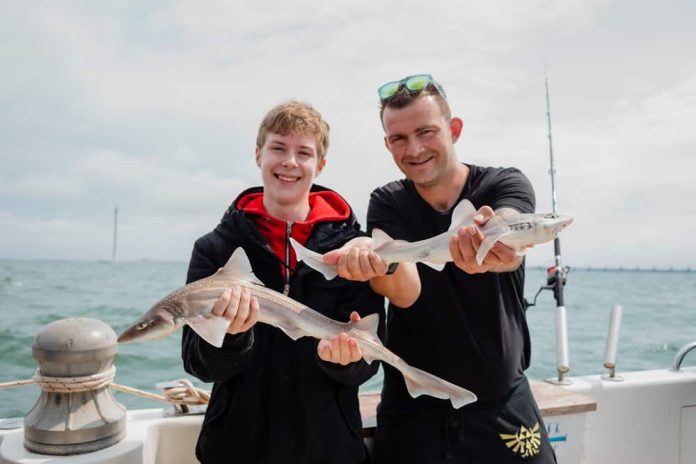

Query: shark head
[542,213,573,238]
[117,300,182,343]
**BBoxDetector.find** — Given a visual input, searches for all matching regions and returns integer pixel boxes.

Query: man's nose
[405,137,423,157]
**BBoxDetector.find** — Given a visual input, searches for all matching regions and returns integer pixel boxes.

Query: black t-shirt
[367,164,536,412]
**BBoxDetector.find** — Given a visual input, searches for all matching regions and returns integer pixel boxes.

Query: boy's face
[255,131,326,210]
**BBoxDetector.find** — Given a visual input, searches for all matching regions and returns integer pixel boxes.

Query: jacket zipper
[283,221,293,295]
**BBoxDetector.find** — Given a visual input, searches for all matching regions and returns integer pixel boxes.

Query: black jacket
[181,185,385,464]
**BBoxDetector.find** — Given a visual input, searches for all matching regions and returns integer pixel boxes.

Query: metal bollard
[23,318,126,455]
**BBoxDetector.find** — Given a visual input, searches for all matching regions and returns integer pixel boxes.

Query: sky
[1,0,694,269]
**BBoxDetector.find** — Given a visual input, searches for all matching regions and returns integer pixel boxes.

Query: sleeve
[315,279,386,386]
[180,235,254,384]
[486,167,536,214]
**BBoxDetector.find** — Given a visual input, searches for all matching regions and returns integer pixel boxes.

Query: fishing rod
[526,68,571,384]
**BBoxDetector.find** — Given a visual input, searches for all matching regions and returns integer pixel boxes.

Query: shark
[291,199,573,279]
[117,248,478,409]
[474,208,573,265]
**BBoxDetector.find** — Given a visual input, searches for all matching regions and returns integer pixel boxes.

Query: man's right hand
[322,236,389,282]
[211,286,260,335]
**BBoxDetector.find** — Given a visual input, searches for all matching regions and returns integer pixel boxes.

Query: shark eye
[136,321,150,331]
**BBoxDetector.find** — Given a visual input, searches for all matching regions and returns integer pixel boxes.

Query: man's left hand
[449,206,520,274]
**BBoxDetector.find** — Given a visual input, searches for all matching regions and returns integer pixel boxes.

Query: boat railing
[672,340,696,371]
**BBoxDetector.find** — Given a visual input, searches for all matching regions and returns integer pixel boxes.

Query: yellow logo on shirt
[499,421,541,458]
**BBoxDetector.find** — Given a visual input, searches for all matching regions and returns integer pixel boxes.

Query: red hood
[237,190,351,278]
[237,190,350,225]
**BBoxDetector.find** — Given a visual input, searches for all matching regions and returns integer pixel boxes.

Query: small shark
[291,199,573,278]
[291,198,478,280]
[117,248,477,409]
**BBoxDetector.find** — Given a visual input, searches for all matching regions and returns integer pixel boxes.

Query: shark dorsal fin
[371,228,393,249]
[217,248,264,285]
[351,313,380,335]
[448,199,477,231]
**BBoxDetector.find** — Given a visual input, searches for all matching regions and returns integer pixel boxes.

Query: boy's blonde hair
[256,101,330,161]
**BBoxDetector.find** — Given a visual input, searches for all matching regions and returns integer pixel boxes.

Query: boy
[181,101,384,464]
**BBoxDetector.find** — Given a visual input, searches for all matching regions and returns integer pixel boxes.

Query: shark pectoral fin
[277,324,306,341]
[515,245,532,257]
[448,199,477,231]
[351,313,380,335]
[422,261,446,271]
[218,248,263,285]
[290,238,338,281]
[476,231,510,265]
[186,315,231,348]
[371,228,394,249]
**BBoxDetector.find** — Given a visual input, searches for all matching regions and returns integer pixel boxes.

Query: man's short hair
[256,101,330,161]
[379,84,452,123]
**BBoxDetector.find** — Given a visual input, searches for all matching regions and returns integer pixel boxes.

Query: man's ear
[255,146,261,167]
[315,158,327,177]
[383,136,389,151]
[450,117,463,143]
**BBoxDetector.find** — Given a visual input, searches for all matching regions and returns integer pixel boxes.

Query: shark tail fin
[448,199,477,231]
[399,362,478,409]
[290,238,338,280]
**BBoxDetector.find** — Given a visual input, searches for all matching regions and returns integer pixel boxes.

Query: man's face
[382,95,461,188]
[255,131,325,209]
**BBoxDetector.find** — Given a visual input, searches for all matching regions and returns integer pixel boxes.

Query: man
[324,75,556,463]
[182,101,384,464]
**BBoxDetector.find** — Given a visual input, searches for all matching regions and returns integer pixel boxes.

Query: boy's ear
[255,146,261,167]
[315,158,327,177]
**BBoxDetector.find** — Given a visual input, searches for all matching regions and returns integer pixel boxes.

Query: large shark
[291,199,573,279]
[117,248,477,409]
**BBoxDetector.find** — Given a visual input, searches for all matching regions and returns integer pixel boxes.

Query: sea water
[1,260,694,418]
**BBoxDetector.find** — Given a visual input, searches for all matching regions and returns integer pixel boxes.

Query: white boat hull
[2,367,695,464]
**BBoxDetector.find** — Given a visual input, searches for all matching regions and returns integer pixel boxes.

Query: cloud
[1,0,695,267]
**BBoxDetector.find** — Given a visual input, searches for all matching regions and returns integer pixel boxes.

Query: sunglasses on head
[377,74,447,103]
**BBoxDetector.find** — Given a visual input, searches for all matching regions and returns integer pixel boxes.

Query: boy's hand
[317,311,363,365]
[211,286,260,335]
[322,236,388,282]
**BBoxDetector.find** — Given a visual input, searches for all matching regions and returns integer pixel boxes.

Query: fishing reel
[545,265,569,287]
[525,265,570,309]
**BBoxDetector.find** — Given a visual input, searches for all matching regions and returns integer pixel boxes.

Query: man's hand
[211,285,260,335]
[317,311,363,365]
[449,206,520,274]
[322,236,388,282]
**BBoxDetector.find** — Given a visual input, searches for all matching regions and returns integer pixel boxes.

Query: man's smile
[407,155,435,166]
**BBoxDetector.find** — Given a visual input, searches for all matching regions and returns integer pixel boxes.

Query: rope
[0,368,210,413]
[36,366,116,393]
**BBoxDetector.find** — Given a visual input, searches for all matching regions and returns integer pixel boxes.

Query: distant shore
[0,259,693,274]
[529,265,694,273]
